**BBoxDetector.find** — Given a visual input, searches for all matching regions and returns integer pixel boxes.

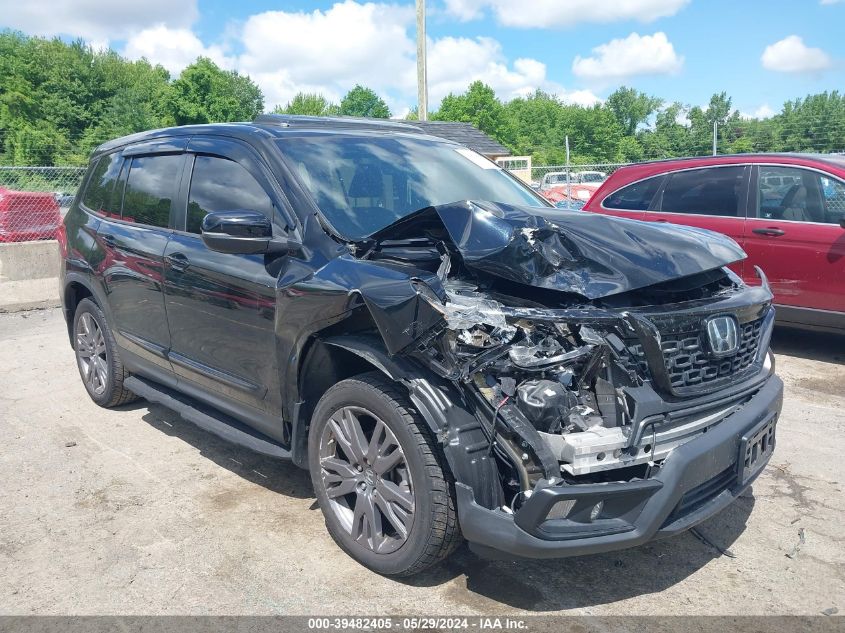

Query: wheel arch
[62,274,105,343]
[291,331,505,510]
[290,332,412,468]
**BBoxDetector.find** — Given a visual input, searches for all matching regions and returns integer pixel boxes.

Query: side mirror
[840,217,845,230]
[201,210,301,254]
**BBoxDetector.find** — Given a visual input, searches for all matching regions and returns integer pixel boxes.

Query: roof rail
[253,114,421,132]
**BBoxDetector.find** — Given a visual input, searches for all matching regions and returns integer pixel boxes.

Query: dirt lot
[0,308,843,616]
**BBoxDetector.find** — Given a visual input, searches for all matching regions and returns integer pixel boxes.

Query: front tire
[308,372,460,576]
[72,298,138,408]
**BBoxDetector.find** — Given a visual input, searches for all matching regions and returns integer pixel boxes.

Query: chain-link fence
[516,162,631,208]
[0,167,86,242]
[528,162,630,186]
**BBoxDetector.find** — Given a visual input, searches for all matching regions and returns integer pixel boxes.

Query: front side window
[122,155,182,228]
[186,156,275,234]
[659,166,746,217]
[602,175,662,211]
[757,166,845,224]
[81,152,123,217]
[277,135,545,240]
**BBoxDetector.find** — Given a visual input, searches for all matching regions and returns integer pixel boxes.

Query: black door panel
[97,220,171,366]
[162,142,284,434]
[163,232,275,411]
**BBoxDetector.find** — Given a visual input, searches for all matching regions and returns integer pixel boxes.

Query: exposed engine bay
[360,201,775,508]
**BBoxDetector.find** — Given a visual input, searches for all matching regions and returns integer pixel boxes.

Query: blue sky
[3,0,843,117]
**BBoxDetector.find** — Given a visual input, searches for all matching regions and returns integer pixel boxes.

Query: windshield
[580,172,605,183]
[277,134,546,239]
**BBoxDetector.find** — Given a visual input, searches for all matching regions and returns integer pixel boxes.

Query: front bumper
[458,374,783,560]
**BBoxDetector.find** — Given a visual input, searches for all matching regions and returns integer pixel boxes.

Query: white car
[540,171,607,191]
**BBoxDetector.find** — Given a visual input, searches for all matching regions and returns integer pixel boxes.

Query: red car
[540,183,595,205]
[584,154,845,333]
[0,187,62,242]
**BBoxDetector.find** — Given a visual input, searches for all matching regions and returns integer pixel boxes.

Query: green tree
[617,135,645,162]
[273,92,339,116]
[606,86,662,136]
[170,58,263,125]
[639,102,694,159]
[338,85,390,118]
[433,81,507,139]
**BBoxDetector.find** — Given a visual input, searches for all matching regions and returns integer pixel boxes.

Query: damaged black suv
[60,115,782,575]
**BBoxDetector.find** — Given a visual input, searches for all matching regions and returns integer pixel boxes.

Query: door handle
[100,233,116,247]
[165,252,190,272]
[752,227,785,237]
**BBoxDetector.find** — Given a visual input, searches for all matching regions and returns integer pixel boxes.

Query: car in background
[541,183,595,206]
[0,187,62,242]
[584,154,845,333]
[540,170,607,191]
[539,171,570,191]
[573,170,607,185]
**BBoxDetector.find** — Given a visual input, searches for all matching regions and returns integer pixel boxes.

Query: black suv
[60,115,782,575]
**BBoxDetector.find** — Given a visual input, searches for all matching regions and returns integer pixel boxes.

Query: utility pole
[713,121,718,156]
[565,136,571,202]
[416,0,428,121]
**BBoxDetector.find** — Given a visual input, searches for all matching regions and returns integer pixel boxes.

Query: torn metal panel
[367,200,747,300]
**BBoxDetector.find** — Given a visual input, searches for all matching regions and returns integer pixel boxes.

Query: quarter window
[122,155,182,228]
[602,176,662,211]
[757,166,845,224]
[186,156,275,234]
[820,175,845,224]
[659,166,746,217]
[81,152,123,217]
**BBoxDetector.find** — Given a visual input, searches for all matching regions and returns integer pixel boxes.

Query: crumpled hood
[367,200,746,299]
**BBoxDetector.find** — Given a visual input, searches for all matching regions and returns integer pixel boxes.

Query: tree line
[1,31,843,167]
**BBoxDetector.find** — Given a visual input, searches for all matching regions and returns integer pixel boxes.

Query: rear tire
[72,298,138,407]
[308,372,461,576]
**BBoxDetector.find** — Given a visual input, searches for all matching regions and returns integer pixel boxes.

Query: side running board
[124,376,291,460]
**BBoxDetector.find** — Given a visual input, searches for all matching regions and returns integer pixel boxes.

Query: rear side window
[81,152,123,216]
[122,155,182,228]
[602,176,662,211]
[186,156,275,234]
[659,166,746,217]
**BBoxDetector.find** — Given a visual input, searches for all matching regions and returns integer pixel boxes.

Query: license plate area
[738,414,777,485]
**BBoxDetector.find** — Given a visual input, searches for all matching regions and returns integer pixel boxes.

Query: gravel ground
[0,308,843,616]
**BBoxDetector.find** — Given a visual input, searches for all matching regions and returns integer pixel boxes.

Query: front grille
[663,464,737,526]
[627,317,764,392]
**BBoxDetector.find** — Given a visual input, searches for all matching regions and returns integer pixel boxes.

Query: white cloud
[572,32,684,81]
[233,2,588,112]
[424,36,570,105]
[563,90,603,107]
[236,2,414,109]
[443,0,488,21]
[761,35,833,73]
[0,0,197,47]
[124,26,234,76]
[740,104,776,120]
[444,0,689,27]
